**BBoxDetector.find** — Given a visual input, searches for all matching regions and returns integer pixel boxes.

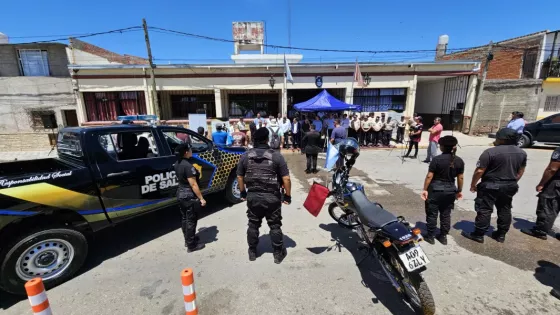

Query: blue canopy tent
[294,90,362,112]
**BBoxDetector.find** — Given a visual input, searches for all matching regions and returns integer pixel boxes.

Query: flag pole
[283,55,287,116]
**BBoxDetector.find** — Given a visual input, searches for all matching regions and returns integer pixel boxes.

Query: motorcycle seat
[350,190,397,228]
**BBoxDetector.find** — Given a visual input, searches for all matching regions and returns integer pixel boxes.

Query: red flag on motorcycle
[304,182,329,217]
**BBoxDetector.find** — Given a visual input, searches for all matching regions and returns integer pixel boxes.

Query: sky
[0,0,558,64]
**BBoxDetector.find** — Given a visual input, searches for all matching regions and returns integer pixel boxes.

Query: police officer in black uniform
[462,128,527,243]
[174,143,206,252]
[236,127,292,264]
[521,146,560,241]
[421,136,465,245]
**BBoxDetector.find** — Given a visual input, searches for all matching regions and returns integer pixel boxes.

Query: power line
[150,26,560,55]
[10,27,143,44]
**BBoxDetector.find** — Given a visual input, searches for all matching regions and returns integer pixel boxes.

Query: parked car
[518,113,560,148]
[0,123,244,294]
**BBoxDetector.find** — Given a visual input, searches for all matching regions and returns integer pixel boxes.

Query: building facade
[0,43,77,151]
[537,30,560,120]
[69,61,480,132]
[436,31,548,134]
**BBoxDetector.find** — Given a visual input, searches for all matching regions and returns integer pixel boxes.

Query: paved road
[1,150,559,314]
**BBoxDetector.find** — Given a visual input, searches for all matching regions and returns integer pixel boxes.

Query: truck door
[94,129,177,223]
[536,114,560,143]
[159,127,216,193]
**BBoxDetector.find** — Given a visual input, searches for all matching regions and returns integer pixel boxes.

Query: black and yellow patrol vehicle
[0,121,244,294]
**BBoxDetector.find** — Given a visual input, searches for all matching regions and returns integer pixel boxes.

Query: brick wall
[438,35,543,80]
[0,132,54,151]
[470,79,542,134]
[69,38,148,65]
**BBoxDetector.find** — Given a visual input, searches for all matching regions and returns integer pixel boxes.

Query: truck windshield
[57,132,83,158]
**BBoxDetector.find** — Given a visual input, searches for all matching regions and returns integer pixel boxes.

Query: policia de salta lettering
[174,143,206,252]
[462,128,527,243]
[236,127,292,264]
[521,146,560,241]
[421,136,465,245]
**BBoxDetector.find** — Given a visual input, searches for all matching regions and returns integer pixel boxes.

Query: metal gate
[440,76,469,130]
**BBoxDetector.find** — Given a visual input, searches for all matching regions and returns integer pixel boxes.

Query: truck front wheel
[0,228,88,295]
[225,173,242,204]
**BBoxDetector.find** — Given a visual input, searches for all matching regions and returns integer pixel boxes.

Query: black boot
[184,236,200,248]
[551,288,560,300]
[273,248,287,264]
[187,243,205,253]
[461,231,484,243]
[424,235,435,245]
[248,247,257,261]
[491,231,506,243]
[521,228,548,240]
[436,234,448,245]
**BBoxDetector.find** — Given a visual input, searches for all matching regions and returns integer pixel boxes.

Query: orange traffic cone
[181,268,198,315]
[24,278,53,315]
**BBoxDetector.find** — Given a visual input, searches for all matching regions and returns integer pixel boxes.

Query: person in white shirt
[280,115,292,149]
[236,117,247,132]
[291,117,301,151]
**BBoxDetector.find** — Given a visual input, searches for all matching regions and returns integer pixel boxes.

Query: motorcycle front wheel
[328,202,360,229]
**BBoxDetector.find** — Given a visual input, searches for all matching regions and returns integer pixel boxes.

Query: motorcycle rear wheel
[379,250,435,315]
[328,202,360,229]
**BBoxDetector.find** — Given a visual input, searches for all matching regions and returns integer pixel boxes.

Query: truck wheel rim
[232,178,241,199]
[15,239,75,281]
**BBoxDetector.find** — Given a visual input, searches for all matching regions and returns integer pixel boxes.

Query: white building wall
[538,81,560,119]
[415,80,445,114]
[66,47,124,65]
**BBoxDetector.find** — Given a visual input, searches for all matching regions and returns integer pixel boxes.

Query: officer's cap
[495,128,518,141]
[438,135,458,147]
[253,127,270,142]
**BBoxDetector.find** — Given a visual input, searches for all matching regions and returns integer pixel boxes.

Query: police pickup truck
[0,118,244,294]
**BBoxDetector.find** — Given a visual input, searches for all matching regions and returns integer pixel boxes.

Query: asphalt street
[1,147,560,314]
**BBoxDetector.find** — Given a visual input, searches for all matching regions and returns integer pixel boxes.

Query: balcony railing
[541,59,560,79]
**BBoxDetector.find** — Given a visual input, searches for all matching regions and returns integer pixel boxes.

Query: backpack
[268,127,281,149]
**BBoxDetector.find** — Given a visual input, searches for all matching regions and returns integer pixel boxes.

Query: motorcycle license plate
[398,246,430,272]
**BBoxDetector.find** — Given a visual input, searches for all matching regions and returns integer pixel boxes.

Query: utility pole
[142,18,160,118]
[468,41,493,135]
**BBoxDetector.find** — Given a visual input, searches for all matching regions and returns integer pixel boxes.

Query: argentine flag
[284,55,294,84]
[324,142,339,171]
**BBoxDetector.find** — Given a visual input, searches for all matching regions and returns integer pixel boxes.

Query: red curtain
[84,93,98,121]
[137,91,147,115]
[120,92,138,115]
[96,92,118,121]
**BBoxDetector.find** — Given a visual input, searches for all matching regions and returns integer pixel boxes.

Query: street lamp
[269,75,276,89]
[364,73,371,86]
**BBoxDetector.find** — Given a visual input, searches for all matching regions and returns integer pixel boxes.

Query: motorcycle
[327,145,435,315]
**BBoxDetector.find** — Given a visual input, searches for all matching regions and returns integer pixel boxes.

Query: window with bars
[352,88,407,112]
[18,49,50,76]
[170,94,215,118]
[544,95,560,112]
[521,49,538,79]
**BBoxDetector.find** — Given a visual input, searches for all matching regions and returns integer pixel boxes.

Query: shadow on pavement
[256,234,297,257]
[452,219,495,234]
[198,225,219,245]
[0,195,232,310]
[534,260,560,297]
[317,223,416,315]
[512,217,536,231]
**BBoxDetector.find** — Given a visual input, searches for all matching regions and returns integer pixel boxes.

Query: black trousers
[348,128,357,140]
[474,182,519,235]
[534,180,560,233]
[406,141,419,157]
[425,184,456,237]
[292,132,301,149]
[360,130,367,146]
[306,153,318,171]
[247,193,284,252]
[372,131,380,146]
[179,199,200,248]
[383,130,392,146]
[283,132,291,148]
[396,127,405,143]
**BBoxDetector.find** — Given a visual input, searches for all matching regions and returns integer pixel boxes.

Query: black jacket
[302,131,322,155]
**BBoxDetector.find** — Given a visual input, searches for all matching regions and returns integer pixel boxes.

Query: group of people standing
[348,113,406,148]
[420,127,560,250]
